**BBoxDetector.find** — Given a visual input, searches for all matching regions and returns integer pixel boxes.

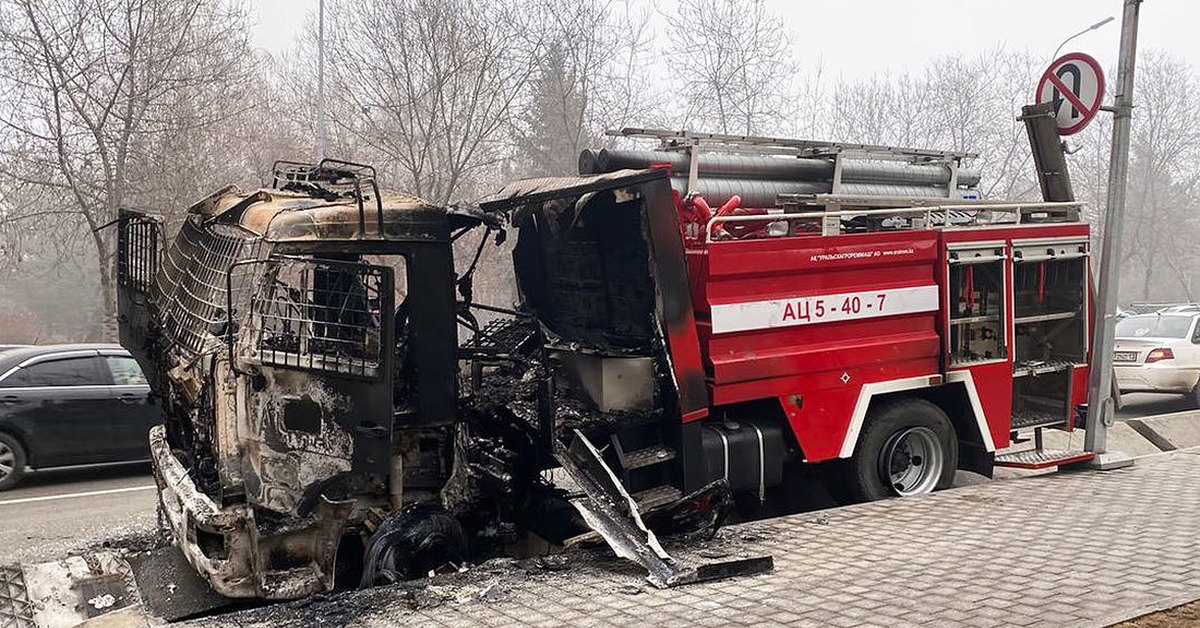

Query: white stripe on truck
[710,284,940,334]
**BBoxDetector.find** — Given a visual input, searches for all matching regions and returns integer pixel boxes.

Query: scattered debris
[477,583,506,603]
[534,555,569,572]
[88,594,117,610]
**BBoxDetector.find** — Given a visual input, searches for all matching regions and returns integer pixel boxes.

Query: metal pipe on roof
[666,178,952,208]
[841,161,980,187]
[596,149,834,180]
[585,149,981,187]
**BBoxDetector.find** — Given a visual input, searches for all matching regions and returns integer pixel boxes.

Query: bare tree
[1117,51,1200,300]
[822,48,1043,201]
[0,0,255,336]
[509,0,663,176]
[317,0,534,205]
[665,0,797,135]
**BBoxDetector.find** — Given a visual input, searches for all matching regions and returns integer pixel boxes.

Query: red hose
[1038,262,1045,304]
[693,196,713,222]
[714,195,742,217]
[964,266,975,312]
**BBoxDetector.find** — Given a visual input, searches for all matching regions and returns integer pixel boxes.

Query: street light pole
[1051,16,1115,63]
[1084,0,1141,459]
[316,0,327,163]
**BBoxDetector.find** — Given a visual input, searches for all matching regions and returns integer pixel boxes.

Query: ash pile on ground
[85,523,173,557]
[185,524,777,627]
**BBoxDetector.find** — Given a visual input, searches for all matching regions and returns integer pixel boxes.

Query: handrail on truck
[703,201,1085,243]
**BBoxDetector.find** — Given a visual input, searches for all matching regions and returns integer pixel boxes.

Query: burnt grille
[117,210,161,295]
[249,260,391,378]
[156,218,262,355]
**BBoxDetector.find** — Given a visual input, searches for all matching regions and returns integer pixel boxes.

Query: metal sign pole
[1084,0,1141,460]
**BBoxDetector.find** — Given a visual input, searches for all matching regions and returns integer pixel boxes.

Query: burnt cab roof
[479,168,668,214]
[188,181,495,248]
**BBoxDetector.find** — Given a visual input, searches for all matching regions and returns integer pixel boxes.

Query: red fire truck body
[688,219,1092,465]
[563,129,1100,503]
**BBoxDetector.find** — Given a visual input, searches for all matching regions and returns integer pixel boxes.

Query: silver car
[1114,312,1200,404]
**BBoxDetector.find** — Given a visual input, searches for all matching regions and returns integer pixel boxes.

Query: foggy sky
[249,0,1198,81]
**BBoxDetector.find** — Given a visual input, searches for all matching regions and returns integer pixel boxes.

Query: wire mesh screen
[117,211,160,295]
[249,260,391,378]
[155,218,263,356]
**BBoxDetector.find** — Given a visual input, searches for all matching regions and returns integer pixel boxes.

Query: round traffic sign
[1036,53,1106,136]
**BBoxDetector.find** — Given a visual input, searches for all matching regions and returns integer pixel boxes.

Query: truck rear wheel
[844,398,957,502]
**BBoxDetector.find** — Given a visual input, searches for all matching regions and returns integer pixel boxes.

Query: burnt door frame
[233,256,396,513]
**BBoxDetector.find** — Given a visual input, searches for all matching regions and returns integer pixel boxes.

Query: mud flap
[554,430,772,588]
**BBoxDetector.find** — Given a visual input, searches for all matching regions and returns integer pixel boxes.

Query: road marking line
[0,484,156,506]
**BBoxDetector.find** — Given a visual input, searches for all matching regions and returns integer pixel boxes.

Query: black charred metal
[119,159,769,602]
[1021,102,1076,203]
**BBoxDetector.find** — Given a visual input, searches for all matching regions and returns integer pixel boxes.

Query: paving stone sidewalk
[211,449,1200,628]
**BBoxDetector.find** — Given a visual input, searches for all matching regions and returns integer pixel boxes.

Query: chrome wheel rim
[0,441,13,479]
[879,426,943,496]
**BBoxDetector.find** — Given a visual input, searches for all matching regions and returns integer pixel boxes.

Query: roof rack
[607,127,978,162]
[705,200,1085,242]
[606,128,978,205]
[270,158,384,237]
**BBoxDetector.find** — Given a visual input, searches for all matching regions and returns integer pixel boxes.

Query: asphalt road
[1116,391,1197,418]
[0,393,1190,568]
[0,462,157,564]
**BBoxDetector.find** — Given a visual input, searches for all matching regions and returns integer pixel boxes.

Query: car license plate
[1114,351,1139,362]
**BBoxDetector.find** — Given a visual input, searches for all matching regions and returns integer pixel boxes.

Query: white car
[1113,312,1200,403]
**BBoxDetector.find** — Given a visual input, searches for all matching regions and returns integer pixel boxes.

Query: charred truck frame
[119,118,1094,598]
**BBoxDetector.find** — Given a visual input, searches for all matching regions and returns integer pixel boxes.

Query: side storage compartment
[1011,238,1089,429]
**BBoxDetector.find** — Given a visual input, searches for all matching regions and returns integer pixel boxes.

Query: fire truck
[485,128,1094,514]
[116,124,1095,597]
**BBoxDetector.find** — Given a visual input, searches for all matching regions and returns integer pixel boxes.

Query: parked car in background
[1114,313,1200,405]
[0,344,162,490]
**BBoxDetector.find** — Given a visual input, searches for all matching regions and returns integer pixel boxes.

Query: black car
[0,344,162,490]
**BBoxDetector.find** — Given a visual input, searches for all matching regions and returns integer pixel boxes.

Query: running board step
[622,446,678,470]
[555,429,772,588]
[995,449,1096,469]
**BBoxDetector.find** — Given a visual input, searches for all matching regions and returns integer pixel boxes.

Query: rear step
[555,429,772,588]
[995,449,1096,469]
[996,425,1096,469]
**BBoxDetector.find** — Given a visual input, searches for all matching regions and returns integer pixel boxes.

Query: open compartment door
[479,169,708,423]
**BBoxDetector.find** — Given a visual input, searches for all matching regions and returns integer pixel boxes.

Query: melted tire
[360,503,468,587]
[844,398,957,503]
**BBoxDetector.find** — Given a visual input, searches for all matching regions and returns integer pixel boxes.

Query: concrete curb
[1035,410,1200,460]
[1081,585,1200,628]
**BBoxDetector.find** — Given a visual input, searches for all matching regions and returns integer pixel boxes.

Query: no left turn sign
[1037,53,1106,136]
